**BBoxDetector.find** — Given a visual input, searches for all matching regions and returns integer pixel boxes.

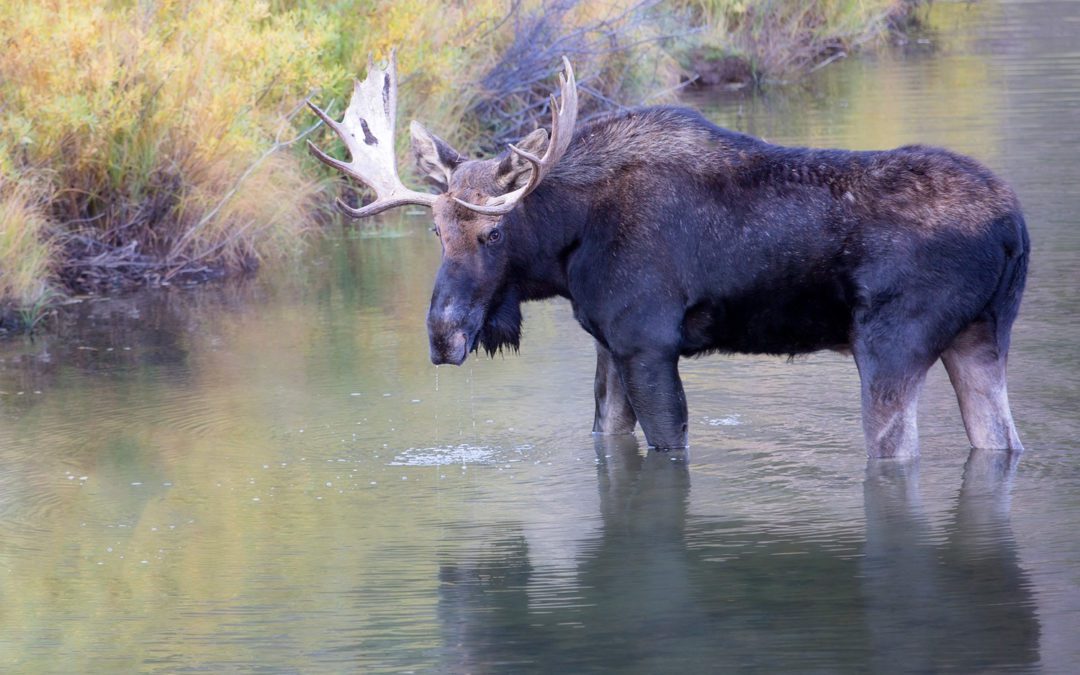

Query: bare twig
[165,98,325,265]
[469,0,687,150]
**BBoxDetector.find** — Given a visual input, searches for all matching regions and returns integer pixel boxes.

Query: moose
[307,54,1028,458]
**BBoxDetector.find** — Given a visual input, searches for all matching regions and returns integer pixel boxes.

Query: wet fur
[477,290,522,357]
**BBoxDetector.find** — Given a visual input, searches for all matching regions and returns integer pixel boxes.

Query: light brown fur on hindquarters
[942,322,1023,450]
[859,370,929,459]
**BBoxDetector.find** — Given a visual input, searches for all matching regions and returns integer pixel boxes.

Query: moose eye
[486,228,502,245]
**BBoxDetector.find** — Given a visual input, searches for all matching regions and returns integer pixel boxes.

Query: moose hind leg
[593,341,637,435]
[941,322,1022,450]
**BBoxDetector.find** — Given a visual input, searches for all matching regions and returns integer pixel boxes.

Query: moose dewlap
[308,54,1028,458]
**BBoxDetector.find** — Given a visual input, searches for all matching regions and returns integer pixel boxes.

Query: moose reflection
[435,442,1038,672]
[862,450,1039,671]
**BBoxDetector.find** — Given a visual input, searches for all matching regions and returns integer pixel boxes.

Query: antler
[453,57,579,216]
[306,51,437,218]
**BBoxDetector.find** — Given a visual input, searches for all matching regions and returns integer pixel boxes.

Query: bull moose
[307,54,1028,458]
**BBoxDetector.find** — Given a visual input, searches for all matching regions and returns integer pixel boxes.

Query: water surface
[2,1,1078,671]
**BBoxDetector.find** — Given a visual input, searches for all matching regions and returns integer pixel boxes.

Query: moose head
[307,53,578,366]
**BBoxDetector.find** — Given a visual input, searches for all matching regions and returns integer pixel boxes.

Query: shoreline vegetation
[0,0,922,332]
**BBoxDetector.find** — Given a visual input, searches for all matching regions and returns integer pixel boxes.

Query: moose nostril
[429,328,470,366]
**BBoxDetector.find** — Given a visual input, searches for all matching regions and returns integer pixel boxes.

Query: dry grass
[1,0,340,295]
[0,182,55,312]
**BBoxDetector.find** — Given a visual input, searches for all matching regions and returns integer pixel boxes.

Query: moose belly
[680,283,853,357]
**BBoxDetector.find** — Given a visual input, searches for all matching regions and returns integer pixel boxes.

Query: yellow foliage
[0,0,345,287]
[0,182,55,309]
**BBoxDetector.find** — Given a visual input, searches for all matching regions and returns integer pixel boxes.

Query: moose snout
[428,301,471,366]
[428,327,469,366]
[427,265,484,366]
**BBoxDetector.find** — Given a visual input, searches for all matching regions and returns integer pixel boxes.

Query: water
[2,1,1078,671]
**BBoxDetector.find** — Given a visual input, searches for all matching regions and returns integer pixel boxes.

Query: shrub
[680,0,917,81]
[0,0,342,291]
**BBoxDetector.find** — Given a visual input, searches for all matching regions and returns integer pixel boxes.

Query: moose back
[308,55,1028,458]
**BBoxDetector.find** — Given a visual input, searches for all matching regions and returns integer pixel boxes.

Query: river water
[2,1,1078,671]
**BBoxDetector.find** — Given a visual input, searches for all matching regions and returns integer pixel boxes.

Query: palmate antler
[308,53,578,218]
[453,57,579,216]
[306,51,436,217]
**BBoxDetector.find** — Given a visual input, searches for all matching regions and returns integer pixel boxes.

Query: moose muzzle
[428,324,469,365]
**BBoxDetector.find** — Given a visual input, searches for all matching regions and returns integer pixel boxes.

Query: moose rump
[307,53,1028,459]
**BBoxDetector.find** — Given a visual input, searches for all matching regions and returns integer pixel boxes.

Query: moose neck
[508,180,590,302]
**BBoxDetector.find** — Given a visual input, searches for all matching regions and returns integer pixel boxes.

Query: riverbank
[0,0,921,332]
[682,0,921,87]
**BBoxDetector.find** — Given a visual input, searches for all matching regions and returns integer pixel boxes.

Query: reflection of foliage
[681,0,923,81]
[685,0,997,163]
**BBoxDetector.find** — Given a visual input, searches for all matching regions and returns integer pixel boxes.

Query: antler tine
[454,57,579,216]
[307,50,437,217]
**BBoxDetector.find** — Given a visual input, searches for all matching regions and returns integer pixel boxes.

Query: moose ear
[495,128,549,192]
[410,121,463,191]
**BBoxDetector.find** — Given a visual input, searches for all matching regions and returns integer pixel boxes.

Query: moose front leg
[613,349,688,450]
[593,341,637,434]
